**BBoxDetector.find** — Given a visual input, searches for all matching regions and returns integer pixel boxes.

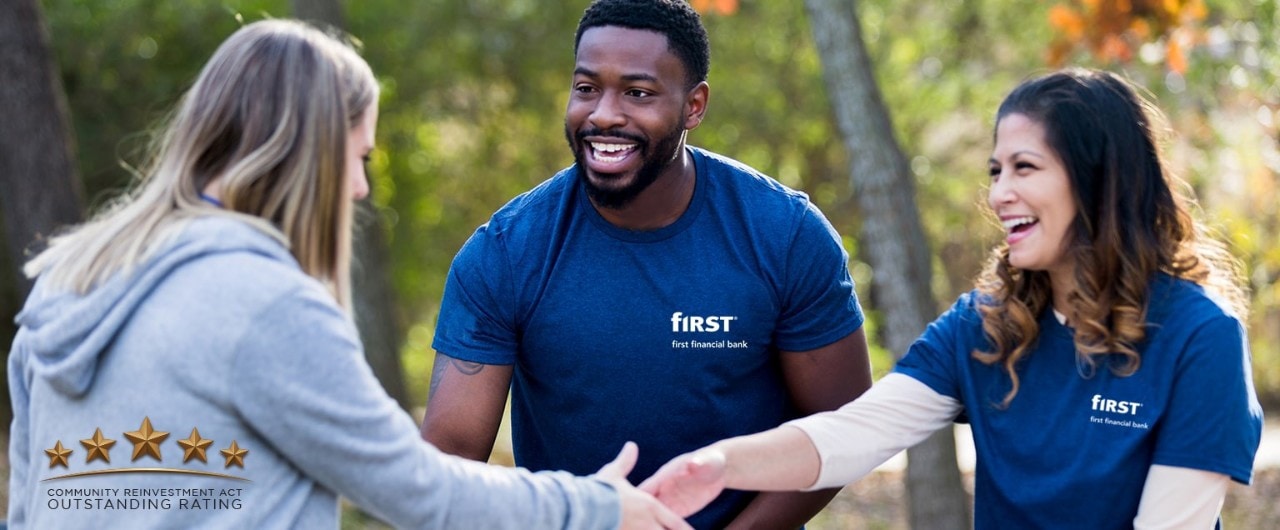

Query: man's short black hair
[574,0,710,88]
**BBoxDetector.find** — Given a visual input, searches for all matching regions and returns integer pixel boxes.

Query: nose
[350,170,369,201]
[987,171,1015,209]
[588,91,626,130]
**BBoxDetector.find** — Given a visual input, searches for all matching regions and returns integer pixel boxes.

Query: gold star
[124,417,169,462]
[177,428,214,463]
[220,440,248,469]
[80,428,116,464]
[45,441,72,468]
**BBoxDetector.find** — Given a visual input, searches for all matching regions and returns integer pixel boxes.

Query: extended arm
[233,288,625,529]
[1132,465,1229,529]
[720,329,872,529]
[419,351,513,462]
[642,373,961,516]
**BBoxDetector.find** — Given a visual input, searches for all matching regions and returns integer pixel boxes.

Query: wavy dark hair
[973,68,1248,406]
[574,0,710,89]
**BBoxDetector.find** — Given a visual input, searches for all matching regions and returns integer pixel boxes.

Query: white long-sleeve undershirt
[785,373,1229,528]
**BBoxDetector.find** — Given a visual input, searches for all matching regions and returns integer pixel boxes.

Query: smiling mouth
[589,141,637,163]
[1003,216,1039,234]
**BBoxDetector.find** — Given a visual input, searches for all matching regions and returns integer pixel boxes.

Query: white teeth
[1002,216,1037,231]
[590,142,634,153]
[589,142,635,164]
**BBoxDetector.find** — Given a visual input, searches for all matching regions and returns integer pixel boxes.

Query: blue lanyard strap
[199,193,224,208]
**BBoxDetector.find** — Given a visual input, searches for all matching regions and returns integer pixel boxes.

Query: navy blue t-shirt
[896,276,1263,529]
[434,147,864,528]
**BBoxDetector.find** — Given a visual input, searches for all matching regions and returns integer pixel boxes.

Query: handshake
[592,441,731,530]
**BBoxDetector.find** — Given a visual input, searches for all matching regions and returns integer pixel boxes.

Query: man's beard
[566,122,685,209]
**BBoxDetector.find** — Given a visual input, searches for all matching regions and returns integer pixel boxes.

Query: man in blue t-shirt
[420,1,872,528]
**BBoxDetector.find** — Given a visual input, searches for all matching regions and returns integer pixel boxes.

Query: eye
[988,165,1001,179]
[1014,161,1037,173]
[625,88,652,98]
[573,83,597,94]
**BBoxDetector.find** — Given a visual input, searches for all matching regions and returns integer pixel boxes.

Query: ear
[683,81,710,131]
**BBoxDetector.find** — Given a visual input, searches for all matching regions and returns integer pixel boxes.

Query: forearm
[1133,464,1229,529]
[723,489,841,530]
[229,294,619,529]
[713,425,823,491]
[786,373,960,490]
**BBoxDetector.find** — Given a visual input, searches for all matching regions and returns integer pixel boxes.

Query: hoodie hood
[12,215,295,398]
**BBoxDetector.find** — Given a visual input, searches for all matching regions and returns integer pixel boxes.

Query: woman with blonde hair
[639,68,1263,529]
[8,19,687,530]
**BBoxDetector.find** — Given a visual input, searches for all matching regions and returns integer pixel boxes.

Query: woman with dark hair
[639,68,1263,529]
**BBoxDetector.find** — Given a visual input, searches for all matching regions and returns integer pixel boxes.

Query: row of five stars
[45,417,249,469]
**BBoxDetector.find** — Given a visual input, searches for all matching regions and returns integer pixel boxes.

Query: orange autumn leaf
[714,0,739,16]
[1047,0,1206,72]
[1100,33,1133,62]
[1049,5,1086,39]
[691,0,738,16]
[1166,38,1187,74]
[1047,41,1074,67]
[1184,0,1208,21]
[1130,18,1151,39]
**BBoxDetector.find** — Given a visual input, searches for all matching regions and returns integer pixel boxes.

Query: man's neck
[592,149,696,231]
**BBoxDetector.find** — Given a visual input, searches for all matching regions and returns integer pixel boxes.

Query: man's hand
[636,447,727,518]
[594,442,695,530]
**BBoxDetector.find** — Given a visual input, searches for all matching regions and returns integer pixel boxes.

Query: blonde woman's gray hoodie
[7,215,620,529]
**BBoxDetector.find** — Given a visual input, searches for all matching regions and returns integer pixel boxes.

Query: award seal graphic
[43,417,250,482]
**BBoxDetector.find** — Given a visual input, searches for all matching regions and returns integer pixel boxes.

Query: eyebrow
[990,150,1047,164]
[573,66,659,84]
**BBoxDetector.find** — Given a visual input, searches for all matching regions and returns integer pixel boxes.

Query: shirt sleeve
[231,286,619,529]
[891,295,977,402]
[1151,314,1263,484]
[7,341,32,526]
[786,373,962,490]
[1132,464,1229,529]
[431,224,520,365]
[774,202,864,352]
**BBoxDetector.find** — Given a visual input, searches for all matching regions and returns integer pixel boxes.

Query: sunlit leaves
[38,0,1280,408]
[690,0,738,16]
[1047,0,1207,73]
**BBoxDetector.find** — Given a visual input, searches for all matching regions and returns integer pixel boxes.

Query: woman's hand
[594,442,695,530]
[637,447,727,518]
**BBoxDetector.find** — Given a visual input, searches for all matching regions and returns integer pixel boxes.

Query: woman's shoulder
[1147,274,1241,326]
[948,290,991,322]
[165,216,326,303]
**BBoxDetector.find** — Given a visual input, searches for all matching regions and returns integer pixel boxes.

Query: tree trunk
[350,205,410,409]
[803,0,970,528]
[0,0,85,300]
[291,0,410,409]
[0,0,88,429]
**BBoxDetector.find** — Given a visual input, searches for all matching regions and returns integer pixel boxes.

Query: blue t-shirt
[434,147,864,528]
[896,275,1263,529]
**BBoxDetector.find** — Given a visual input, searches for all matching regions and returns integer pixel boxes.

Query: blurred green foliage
[38,0,1280,409]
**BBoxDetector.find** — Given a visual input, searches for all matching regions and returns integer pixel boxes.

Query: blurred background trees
[3,0,1278,525]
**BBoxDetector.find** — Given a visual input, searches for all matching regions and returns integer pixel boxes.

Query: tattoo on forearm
[428,356,487,399]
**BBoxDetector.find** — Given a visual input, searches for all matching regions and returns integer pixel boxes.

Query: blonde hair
[25,19,377,309]
[973,69,1248,406]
